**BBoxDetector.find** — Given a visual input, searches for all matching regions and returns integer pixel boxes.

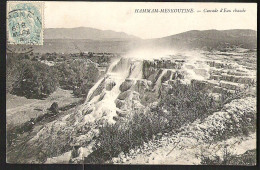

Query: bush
[200,148,256,165]
[49,102,59,114]
[56,59,99,97]
[6,54,22,93]
[158,81,225,130]
[10,59,59,99]
[96,110,163,160]
[7,53,100,98]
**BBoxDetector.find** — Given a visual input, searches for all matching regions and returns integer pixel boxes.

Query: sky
[45,2,257,39]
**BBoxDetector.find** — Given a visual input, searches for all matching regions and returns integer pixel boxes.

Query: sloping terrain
[7,29,256,53]
[6,29,257,164]
[6,88,82,128]
[6,47,255,164]
[112,97,256,164]
[148,29,257,50]
[24,39,137,53]
[44,27,140,40]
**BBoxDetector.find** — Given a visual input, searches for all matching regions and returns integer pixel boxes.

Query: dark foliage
[7,54,59,99]
[49,102,59,114]
[201,148,256,165]
[6,54,22,93]
[96,110,166,159]
[55,59,100,97]
[7,53,100,99]
[158,81,229,130]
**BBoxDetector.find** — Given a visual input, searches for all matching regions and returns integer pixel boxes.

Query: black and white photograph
[6,1,257,165]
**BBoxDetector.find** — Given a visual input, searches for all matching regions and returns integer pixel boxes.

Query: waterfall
[82,57,143,124]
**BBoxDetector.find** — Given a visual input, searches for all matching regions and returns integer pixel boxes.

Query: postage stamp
[7,1,44,45]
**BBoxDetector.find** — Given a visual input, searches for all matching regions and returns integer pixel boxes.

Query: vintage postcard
[6,1,257,165]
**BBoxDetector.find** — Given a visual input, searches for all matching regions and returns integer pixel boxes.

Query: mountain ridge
[45,27,256,40]
[159,29,256,39]
[9,28,256,53]
[44,27,140,40]
[149,29,257,50]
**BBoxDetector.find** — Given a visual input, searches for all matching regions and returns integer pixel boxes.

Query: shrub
[200,148,256,165]
[6,54,22,93]
[95,110,160,160]
[158,81,225,130]
[56,59,99,97]
[9,58,59,99]
[49,102,59,114]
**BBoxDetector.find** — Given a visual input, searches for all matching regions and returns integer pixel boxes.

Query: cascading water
[80,50,212,124]
[81,57,144,124]
[179,52,211,83]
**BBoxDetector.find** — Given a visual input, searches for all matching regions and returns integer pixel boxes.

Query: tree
[12,60,59,99]
[56,59,100,97]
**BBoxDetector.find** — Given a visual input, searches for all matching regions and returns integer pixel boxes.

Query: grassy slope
[6,88,81,128]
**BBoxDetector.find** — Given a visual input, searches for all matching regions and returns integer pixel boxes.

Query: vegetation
[157,81,249,130]
[49,102,59,114]
[95,110,165,160]
[55,59,100,97]
[200,148,256,165]
[90,81,241,163]
[6,54,21,93]
[7,55,59,99]
[7,53,100,99]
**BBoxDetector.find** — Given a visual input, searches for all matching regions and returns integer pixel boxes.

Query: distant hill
[8,29,256,53]
[221,29,256,37]
[18,39,138,53]
[44,27,140,40]
[164,29,256,39]
[148,29,257,50]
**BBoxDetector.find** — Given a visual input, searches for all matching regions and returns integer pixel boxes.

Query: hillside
[44,27,140,40]
[24,39,138,53]
[150,29,257,50]
[7,29,256,53]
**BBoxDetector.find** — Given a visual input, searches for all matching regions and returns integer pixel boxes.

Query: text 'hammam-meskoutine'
[135,8,194,13]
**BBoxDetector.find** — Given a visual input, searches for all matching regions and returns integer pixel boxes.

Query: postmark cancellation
[7,1,44,45]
